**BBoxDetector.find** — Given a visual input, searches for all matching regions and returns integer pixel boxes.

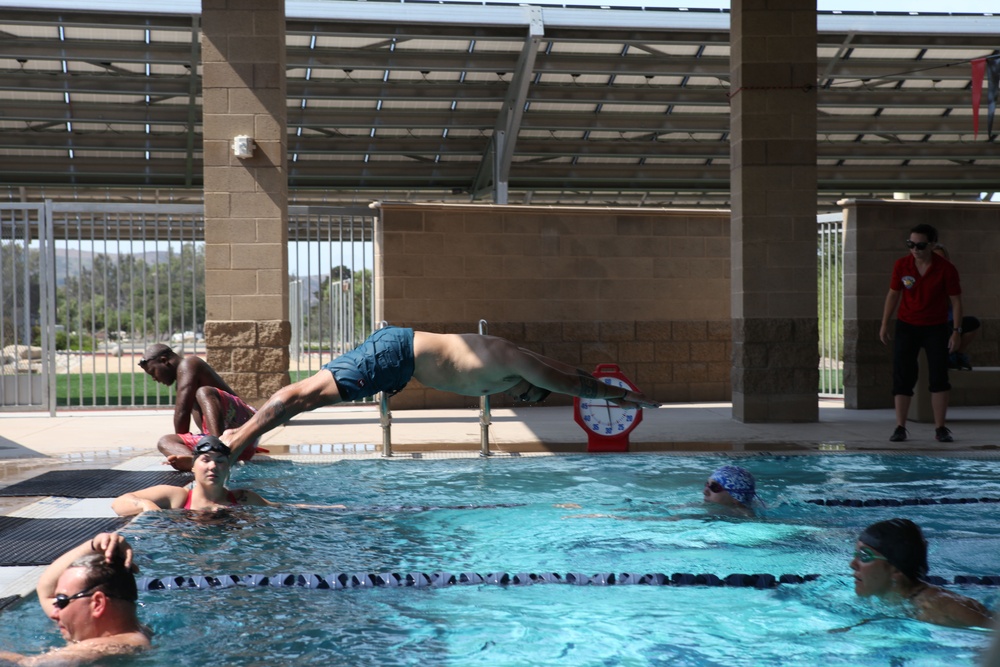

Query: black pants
[892,320,951,396]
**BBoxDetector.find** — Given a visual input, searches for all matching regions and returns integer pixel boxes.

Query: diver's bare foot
[164,454,194,472]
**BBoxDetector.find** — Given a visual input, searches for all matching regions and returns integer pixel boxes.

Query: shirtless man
[138,343,259,471]
[850,518,993,629]
[0,532,150,665]
[222,326,659,462]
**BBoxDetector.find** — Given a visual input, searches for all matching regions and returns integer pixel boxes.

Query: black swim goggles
[53,585,100,610]
[195,436,231,457]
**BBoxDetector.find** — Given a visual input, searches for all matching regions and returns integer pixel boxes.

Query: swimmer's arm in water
[231,489,277,507]
[111,486,185,516]
[230,489,345,510]
[827,618,878,633]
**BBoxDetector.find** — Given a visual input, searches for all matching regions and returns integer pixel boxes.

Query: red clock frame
[573,363,644,453]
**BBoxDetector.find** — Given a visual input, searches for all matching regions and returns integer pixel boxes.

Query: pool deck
[3,398,999,467]
[0,399,998,602]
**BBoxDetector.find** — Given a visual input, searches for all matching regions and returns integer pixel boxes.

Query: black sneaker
[935,427,953,443]
[889,426,907,442]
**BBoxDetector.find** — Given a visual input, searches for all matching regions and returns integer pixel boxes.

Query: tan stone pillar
[201,0,289,404]
[730,0,818,422]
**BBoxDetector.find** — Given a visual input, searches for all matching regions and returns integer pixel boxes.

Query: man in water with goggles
[221,327,659,463]
[0,532,150,664]
[850,518,992,629]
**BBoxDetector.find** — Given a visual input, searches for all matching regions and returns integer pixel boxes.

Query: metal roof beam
[471,7,543,203]
[4,155,996,189]
[1,103,987,136]
[0,72,192,97]
[0,37,195,65]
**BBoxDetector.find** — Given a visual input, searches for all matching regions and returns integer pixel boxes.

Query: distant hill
[52,249,172,286]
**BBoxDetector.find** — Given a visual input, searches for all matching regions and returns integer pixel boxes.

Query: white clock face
[578,378,638,437]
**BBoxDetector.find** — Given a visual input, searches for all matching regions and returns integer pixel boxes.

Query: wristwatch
[954,327,963,333]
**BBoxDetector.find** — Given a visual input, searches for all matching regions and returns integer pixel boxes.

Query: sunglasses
[53,585,98,610]
[705,480,724,494]
[137,358,151,370]
[905,240,930,250]
[853,547,889,564]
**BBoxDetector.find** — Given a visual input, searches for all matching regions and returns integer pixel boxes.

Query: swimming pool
[3,454,998,665]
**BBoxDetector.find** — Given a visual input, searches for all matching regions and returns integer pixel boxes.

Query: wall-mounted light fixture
[232,135,255,158]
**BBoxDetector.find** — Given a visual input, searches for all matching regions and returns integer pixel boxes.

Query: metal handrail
[478,319,490,457]
[378,320,392,457]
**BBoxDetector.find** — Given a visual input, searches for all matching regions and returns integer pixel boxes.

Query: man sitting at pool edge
[0,532,150,665]
[138,343,261,472]
[222,326,660,462]
[850,518,993,629]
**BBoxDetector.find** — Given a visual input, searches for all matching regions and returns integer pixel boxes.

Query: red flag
[971,58,986,139]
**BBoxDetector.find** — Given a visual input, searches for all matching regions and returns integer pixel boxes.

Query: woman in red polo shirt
[878,224,963,443]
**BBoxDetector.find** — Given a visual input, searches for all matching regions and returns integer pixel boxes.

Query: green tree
[305,266,373,349]
[55,243,205,345]
[1,241,40,347]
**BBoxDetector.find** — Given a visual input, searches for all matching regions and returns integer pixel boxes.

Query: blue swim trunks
[322,327,415,401]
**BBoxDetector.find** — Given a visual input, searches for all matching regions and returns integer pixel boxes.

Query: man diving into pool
[222,326,659,462]
[849,518,993,629]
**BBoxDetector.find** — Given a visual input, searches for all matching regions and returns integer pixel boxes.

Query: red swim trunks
[178,388,262,461]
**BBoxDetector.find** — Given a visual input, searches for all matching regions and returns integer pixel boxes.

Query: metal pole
[478,319,490,457]
[378,320,392,457]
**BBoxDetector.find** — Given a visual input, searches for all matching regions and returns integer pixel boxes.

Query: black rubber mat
[0,469,192,498]
[0,596,20,611]
[0,517,130,566]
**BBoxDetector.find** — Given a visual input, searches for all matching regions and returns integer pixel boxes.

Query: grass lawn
[56,372,174,407]
[819,368,844,395]
[56,370,319,407]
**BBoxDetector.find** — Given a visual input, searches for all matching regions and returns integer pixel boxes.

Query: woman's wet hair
[69,552,138,603]
[858,518,929,582]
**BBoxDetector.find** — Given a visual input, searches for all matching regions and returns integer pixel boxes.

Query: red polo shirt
[890,254,961,326]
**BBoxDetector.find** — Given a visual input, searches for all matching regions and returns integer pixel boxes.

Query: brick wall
[376,203,732,408]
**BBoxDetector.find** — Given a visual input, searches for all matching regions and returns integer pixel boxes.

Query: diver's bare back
[412,332,523,396]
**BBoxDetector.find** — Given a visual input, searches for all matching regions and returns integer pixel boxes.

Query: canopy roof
[1,1,997,208]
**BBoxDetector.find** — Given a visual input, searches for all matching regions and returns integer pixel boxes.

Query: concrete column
[201,0,289,403]
[730,0,818,422]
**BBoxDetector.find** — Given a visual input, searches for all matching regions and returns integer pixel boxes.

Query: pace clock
[573,364,644,452]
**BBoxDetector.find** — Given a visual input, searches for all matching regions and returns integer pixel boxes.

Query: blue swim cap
[708,465,757,507]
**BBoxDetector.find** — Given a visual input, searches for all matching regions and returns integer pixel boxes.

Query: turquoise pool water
[2,454,998,665]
